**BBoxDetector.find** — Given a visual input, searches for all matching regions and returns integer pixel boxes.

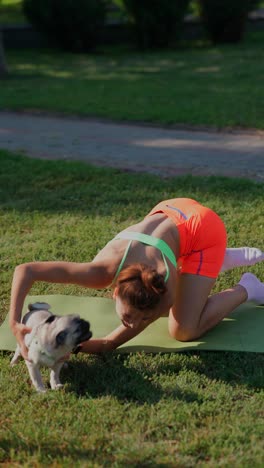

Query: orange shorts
[147,198,227,278]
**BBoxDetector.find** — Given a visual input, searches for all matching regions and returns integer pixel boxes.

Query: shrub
[116,0,191,49]
[23,0,107,52]
[198,0,261,43]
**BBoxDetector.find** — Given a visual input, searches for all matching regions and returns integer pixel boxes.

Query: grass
[1,30,264,129]
[0,149,264,466]
[0,0,26,24]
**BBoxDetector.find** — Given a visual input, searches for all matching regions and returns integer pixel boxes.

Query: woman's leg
[168,271,264,342]
[221,247,264,272]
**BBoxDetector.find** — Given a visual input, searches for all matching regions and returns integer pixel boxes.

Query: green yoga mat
[1,295,264,353]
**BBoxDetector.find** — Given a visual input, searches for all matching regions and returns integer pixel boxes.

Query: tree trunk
[0,31,8,77]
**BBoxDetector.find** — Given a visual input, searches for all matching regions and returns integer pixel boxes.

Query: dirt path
[0,111,263,181]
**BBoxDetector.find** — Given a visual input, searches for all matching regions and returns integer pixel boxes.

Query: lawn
[0,0,26,24]
[1,5,264,464]
[1,30,264,130]
[0,150,263,466]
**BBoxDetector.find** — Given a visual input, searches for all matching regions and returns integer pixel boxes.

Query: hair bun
[141,267,166,295]
[116,263,167,310]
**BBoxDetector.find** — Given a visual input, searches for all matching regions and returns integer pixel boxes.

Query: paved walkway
[0,111,263,181]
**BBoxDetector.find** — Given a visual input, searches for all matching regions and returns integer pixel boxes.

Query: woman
[9,198,264,361]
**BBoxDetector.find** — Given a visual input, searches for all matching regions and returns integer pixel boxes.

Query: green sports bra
[113,231,177,283]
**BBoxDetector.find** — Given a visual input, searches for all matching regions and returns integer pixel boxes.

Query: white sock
[221,247,264,272]
[238,273,264,304]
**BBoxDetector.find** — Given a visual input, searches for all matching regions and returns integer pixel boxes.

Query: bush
[116,0,191,49]
[198,0,261,43]
[23,0,107,52]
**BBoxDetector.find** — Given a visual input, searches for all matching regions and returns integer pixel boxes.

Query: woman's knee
[168,323,199,342]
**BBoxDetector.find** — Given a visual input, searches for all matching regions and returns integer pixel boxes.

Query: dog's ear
[45,315,56,324]
[29,302,51,311]
[56,330,68,347]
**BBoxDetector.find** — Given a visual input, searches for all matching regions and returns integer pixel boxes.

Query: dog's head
[26,303,92,366]
[43,314,92,349]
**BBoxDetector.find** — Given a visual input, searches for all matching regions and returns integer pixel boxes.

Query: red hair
[116,263,167,310]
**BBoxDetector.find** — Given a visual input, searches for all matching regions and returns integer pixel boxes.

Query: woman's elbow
[14,263,34,282]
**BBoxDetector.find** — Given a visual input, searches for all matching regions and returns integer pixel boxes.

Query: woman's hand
[11,322,32,361]
[78,338,115,354]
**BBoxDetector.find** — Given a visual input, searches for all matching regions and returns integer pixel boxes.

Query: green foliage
[2,33,264,129]
[0,0,26,24]
[198,0,261,43]
[117,0,191,49]
[22,0,107,51]
[1,350,263,466]
[0,150,264,465]
[0,148,263,318]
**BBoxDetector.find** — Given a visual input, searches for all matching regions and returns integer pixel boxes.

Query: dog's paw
[10,352,22,366]
[50,376,64,390]
[52,383,64,390]
[36,387,47,393]
[10,358,21,366]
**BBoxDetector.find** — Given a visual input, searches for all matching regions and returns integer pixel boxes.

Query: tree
[0,30,8,76]
[0,0,8,76]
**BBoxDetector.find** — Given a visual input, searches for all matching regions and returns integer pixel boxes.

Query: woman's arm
[9,260,113,359]
[80,318,156,354]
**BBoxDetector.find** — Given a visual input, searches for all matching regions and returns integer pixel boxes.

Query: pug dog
[11,302,92,393]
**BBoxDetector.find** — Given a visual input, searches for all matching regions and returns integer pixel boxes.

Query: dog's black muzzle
[75,318,92,344]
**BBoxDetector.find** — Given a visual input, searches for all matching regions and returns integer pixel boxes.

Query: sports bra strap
[115,231,177,267]
[113,239,133,282]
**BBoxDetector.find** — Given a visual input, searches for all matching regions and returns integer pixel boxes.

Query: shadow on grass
[2,349,263,406]
[0,150,263,218]
[0,438,110,466]
[62,355,203,404]
[7,31,264,78]
[140,351,264,390]
[61,350,264,402]
[197,351,264,388]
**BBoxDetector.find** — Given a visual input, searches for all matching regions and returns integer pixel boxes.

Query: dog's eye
[45,315,56,324]
[56,330,68,346]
